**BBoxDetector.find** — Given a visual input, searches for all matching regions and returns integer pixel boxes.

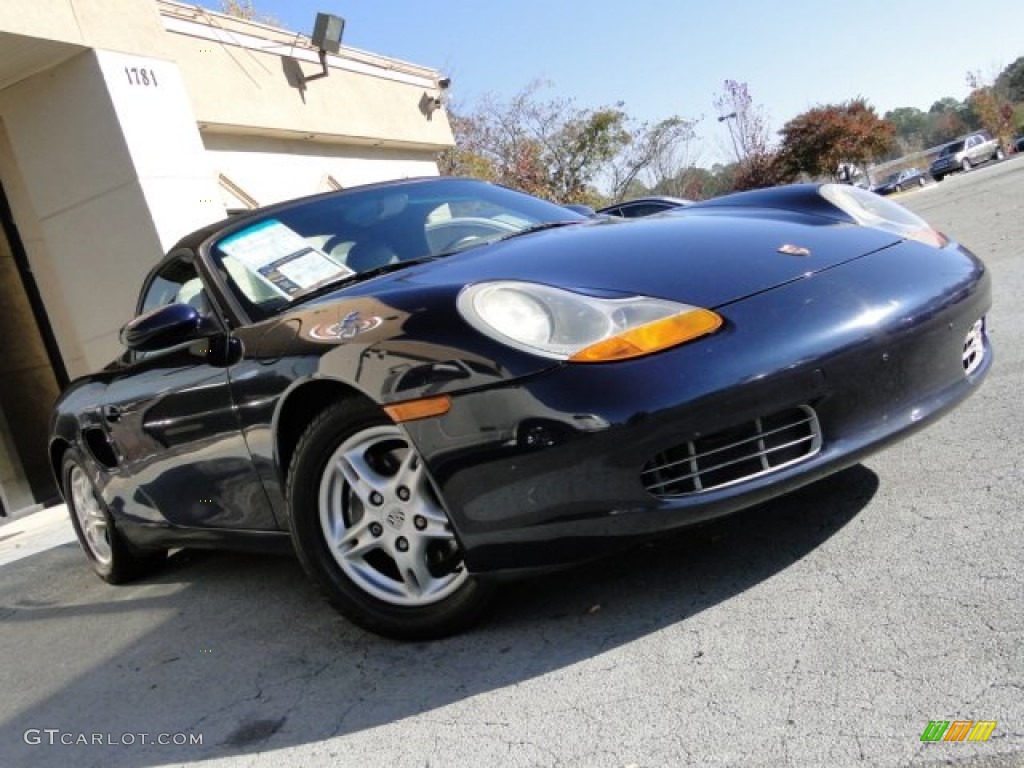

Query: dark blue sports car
[50,178,991,639]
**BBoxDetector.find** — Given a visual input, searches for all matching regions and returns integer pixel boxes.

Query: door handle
[102,405,122,423]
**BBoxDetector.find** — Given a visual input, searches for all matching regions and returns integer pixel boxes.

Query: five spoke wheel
[319,425,468,606]
[69,464,112,566]
[61,448,165,583]
[288,400,493,639]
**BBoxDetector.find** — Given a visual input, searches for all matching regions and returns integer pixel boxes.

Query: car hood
[400,211,902,308]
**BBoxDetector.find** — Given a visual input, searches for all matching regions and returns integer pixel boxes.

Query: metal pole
[718,112,740,162]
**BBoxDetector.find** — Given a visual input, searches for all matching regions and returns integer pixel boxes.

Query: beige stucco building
[0,0,454,513]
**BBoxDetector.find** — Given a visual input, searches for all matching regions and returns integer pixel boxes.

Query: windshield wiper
[496,220,582,243]
[428,221,584,258]
[290,256,436,304]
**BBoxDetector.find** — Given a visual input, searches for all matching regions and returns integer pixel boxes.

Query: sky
[197,0,1022,166]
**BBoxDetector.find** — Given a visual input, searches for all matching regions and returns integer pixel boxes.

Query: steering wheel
[438,234,489,253]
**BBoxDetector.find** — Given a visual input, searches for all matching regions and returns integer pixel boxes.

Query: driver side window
[140,257,213,319]
[132,256,215,362]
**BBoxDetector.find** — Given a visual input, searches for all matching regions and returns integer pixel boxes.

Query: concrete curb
[0,504,76,567]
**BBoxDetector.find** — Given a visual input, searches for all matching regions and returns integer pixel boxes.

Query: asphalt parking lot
[1,159,1022,768]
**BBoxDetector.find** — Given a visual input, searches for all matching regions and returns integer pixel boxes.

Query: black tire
[894,184,902,193]
[961,157,972,172]
[62,448,165,584]
[994,148,1005,161]
[934,173,944,182]
[918,177,926,187]
[287,400,494,640]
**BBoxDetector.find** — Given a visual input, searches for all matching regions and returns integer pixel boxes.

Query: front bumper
[930,159,961,176]
[404,239,992,574]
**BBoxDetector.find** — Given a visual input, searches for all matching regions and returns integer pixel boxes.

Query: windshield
[940,141,965,156]
[209,178,584,320]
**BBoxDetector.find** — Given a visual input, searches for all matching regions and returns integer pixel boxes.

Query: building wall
[0,0,168,59]
[155,2,452,151]
[0,399,30,514]
[0,49,223,375]
[0,175,51,509]
[0,210,59,502]
[205,134,440,208]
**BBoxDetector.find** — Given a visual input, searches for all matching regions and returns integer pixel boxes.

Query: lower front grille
[642,405,822,498]
[963,317,985,376]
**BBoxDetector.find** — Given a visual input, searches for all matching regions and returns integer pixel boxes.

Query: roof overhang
[0,32,84,91]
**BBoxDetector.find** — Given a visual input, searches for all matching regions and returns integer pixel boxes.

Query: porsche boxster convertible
[50,178,991,639]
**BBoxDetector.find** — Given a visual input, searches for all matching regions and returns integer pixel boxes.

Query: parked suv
[930,132,1005,181]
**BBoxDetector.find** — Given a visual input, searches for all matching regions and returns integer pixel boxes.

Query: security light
[302,12,345,83]
[312,13,344,54]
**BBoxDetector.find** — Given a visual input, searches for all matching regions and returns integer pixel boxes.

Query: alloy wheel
[69,465,112,565]
[318,425,468,606]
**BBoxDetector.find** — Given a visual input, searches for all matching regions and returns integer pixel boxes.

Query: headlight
[457,281,722,362]
[819,183,947,248]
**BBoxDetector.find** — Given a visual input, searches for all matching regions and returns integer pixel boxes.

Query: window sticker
[219,219,353,297]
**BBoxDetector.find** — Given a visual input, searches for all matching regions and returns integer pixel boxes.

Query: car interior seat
[345,239,399,273]
[176,277,211,316]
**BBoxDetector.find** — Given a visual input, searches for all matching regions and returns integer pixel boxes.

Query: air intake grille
[642,406,821,498]
[963,318,985,376]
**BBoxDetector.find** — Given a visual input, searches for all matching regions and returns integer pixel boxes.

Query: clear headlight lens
[457,281,722,362]
[819,183,947,248]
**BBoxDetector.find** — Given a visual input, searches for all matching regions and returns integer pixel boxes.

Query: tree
[995,56,1024,103]
[712,80,791,191]
[625,161,738,202]
[440,81,694,205]
[437,112,500,183]
[220,0,279,26]
[927,95,983,138]
[606,117,699,202]
[923,109,968,147]
[439,84,563,198]
[928,97,962,115]
[884,106,929,153]
[966,70,1015,148]
[732,152,792,190]
[546,106,631,203]
[713,80,771,162]
[777,99,895,180]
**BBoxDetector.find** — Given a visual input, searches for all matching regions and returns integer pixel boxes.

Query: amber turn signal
[906,227,948,248]
[383,394,452,423]
[569,309,723,363]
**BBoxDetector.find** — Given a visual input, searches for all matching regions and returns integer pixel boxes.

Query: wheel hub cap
[385,508,405,530]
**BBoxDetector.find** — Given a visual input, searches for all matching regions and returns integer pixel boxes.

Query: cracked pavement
[0,159,1022,767]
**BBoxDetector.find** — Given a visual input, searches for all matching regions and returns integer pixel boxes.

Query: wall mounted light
[301,12,345,83]
[420,76,451,119]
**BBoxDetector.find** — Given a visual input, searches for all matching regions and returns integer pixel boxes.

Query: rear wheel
[995,147,1005,161]
[918,176,926,187]
[287,400,494,639]
[62,449,165,583]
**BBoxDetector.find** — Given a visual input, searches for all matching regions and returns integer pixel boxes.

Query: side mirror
[120,303,209,352]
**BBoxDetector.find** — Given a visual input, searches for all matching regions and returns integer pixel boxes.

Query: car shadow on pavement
[0,464,877,767]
